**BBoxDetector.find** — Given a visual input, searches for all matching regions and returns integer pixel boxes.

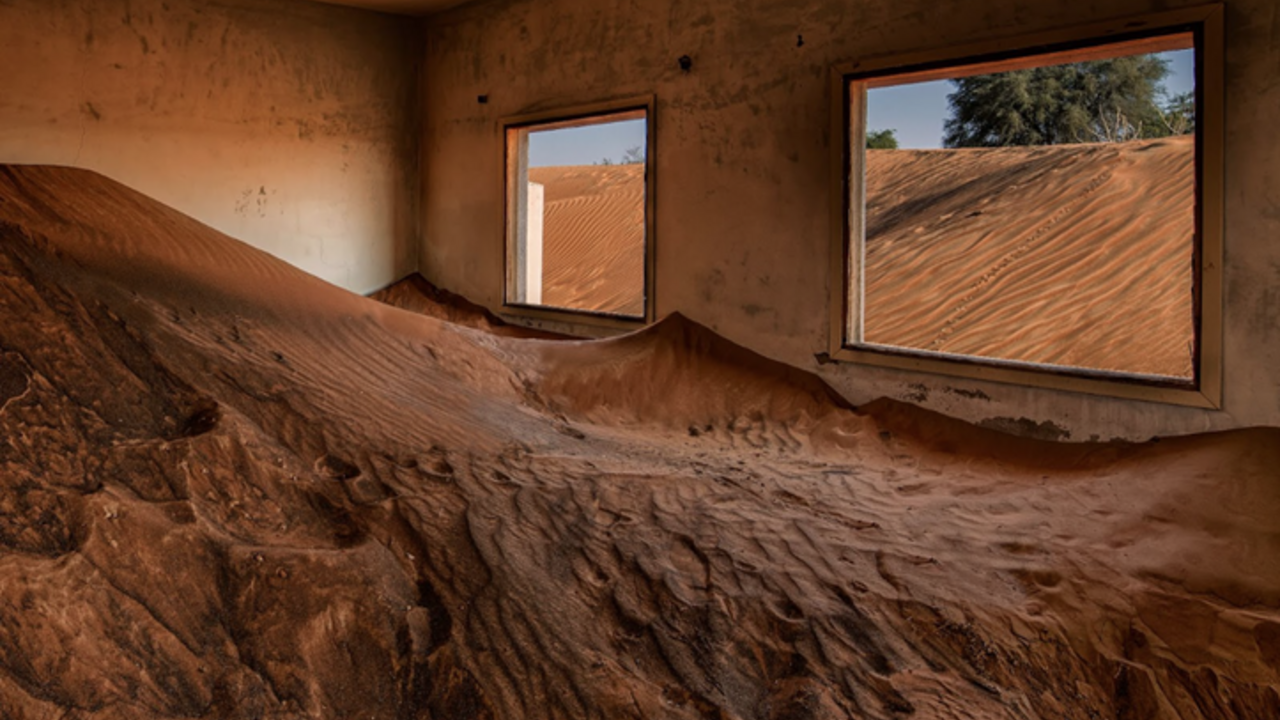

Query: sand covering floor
[0,164,1277,719]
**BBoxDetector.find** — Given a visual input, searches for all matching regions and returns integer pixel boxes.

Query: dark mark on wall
[477,94,488,104]
[697,268,725,303]
[678,55,693,72]
[742,303,769,318]
[80,102,102,121]
[235,187,274,219]
[902,383,929,403]
[945,386,991,401]
[979,416,1071,442]
[797,34,805,47]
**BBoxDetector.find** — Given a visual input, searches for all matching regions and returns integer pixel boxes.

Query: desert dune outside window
[828,5,1223,408]
[502,97,656,326]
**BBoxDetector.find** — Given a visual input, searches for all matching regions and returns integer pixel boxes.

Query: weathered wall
[420,0,1280,440]
[0,0,419,293]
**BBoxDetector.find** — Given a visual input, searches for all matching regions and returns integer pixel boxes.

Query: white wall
[0,0,420,294]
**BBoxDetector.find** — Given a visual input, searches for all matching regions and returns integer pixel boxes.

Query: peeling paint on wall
[978,416,1072,442]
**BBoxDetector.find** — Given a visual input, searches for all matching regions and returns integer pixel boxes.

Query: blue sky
[867,48,1195,149]
[528,118,647,167]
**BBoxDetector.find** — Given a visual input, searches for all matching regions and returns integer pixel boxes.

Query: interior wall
[0,0,419,294]
[420,0,1280,441]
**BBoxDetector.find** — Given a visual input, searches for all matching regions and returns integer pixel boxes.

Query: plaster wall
[421,0,1280,441]
[0,0,419,294]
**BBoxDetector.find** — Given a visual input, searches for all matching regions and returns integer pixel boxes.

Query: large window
[503,98,655,325]
[830,6,1222,407]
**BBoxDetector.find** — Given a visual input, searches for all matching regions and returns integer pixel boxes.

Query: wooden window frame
[500,96,657,330]
[827,5,1224,408]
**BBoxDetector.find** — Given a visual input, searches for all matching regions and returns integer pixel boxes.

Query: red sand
[864,136,1196,378]
[529,164,645,316]
[530,139,1195,376]
[370,273,566,339]
[0,164,1276,719]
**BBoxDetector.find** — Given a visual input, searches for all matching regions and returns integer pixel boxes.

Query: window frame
[827,5,1223,408]
[500,95,657,329]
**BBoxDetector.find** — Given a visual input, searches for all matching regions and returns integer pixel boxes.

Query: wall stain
[698,268,726,303]
[234,186,273,219]
[901,383,929,403]
[80,102,102,122]
[944,386,991,401]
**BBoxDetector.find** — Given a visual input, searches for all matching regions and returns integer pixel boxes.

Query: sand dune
[1,164,1277,719]
[371,273,565,339]
[531,140,1195,377]
[864,136,1196,378]
[529,164,646,317]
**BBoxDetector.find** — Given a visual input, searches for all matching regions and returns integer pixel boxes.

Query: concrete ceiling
[305,0,472,16]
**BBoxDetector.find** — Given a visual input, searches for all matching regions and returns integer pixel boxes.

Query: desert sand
[528,139,1195,377]
[371,273,564,339]
[528,164,646,317]
[0,164,1277,719]
[864,136,1196,378]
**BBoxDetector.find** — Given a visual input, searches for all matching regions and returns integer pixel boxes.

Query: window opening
[833,8,1222,407]
[505,103,653,321]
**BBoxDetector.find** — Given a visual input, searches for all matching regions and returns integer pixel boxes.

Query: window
[829,6,1222,407]
[503,98,656,325]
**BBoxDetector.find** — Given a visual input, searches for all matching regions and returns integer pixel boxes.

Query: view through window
[846,30,1205,384]
[505,105,651,320]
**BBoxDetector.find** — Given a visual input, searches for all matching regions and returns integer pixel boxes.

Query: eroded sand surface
[0,165,1277,719]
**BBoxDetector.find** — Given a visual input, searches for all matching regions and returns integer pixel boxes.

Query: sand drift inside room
[1,0,1278,718]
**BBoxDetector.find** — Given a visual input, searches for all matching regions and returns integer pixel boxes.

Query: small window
[830,7,1222,407]
[503,98,655,325]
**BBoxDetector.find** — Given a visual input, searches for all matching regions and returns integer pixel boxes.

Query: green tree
[1156,90,1195,136]
[942,55,1186,147]
[597,145,646,166]
[866,129,900,149]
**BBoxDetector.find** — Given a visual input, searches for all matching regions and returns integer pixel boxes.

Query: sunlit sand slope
[864,136,1196,378]
[371,273,565,339]
[529,164,645,316]
[1,164,1277,720]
